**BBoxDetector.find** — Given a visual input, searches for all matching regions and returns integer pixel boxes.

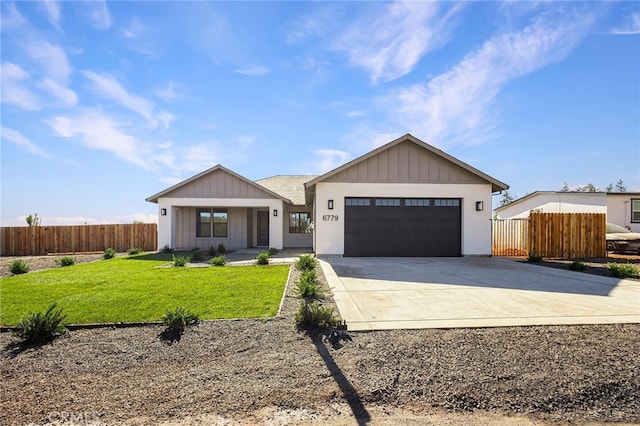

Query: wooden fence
[1,223,157,256]
[492,213,606,258]
[492,218,528,256]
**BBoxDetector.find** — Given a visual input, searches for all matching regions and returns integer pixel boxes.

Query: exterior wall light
[475,201,484,211]
[273,209,278,217]
[328,199,334,210]
[161,208,167,216]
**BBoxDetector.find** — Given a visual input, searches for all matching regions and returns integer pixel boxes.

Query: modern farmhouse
[146,134,508,256]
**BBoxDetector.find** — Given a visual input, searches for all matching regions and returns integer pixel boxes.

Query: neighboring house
[146,134,508,256]
[494,191,640,232]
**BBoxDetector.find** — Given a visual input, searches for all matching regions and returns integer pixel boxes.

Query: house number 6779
[322,215,339,221]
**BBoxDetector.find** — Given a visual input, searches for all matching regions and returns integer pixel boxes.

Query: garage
[344,197,461,257]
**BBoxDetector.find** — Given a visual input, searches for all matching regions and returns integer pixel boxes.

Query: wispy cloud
[311,149,351,174]
[47,110,152,169]
[0,62,42,110]
[388,9,597,147]
[25,41,72,84]
[122,16,144,38]
[156,80,179,102]
[0,2,26,29]
[235,65,270,76]
[85,0,111,30]
[38,78,78,107]
[42,0,62,31]
[332,2,464,85]
[82,71,174,129]
[608,12,640,35]
[1,126,47,156]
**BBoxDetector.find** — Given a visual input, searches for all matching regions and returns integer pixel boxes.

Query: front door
[257,210,269,247]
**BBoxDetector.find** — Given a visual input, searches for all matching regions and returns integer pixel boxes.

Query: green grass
[0,253,289,326]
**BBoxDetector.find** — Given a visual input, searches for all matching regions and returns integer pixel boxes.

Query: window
[345,198,370,207]
[196,209,227,237]
[434,199,460,207]
[289,212,311,233]
[213,211,228,237]
[196,209,211,237]
[632,199,640,223]
[405,199,429,207]
[375,198,400,207]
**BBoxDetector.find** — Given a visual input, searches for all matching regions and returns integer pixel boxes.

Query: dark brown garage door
[344,197,461,257]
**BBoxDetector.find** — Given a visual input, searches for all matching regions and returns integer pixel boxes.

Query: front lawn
[0,253,290,325]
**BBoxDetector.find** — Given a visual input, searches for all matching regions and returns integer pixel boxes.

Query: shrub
[55,256,76,267]
[209,255,227,266]
[257,251,270,265]
[13,303,67,344]
[160,244,174,254]
[103,248,117,259]
[190,248,203,261]
[527,254,543,263]
[217,243,226,254]
[161,307,199,333]
[569,260,587,271]
[268,247,278,256]
[295,254,317,271]
[294,302,339,329]
[8,259,29,275]
[127,247,143,255]
[294,270,324,300]
[207,246,217,256]
[172,255,190,267]
[608,263,639,278]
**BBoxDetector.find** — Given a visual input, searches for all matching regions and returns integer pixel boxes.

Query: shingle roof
[256,175,317,206]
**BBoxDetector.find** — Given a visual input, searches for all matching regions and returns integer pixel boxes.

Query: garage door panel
[344,197,461,257]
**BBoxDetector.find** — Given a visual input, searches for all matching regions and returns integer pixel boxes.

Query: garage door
[344,197,461,257]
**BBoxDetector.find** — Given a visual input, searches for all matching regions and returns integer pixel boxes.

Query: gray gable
[146,165,285,203]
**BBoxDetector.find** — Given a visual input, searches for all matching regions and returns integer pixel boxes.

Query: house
[494,191,640,232]
[146,134,508,256]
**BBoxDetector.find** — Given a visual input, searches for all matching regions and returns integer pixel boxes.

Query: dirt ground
[1,254,639,425]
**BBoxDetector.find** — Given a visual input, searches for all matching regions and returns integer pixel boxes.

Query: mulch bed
[1,256,639,425]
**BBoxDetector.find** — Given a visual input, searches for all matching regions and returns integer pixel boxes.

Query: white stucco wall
[607,194,640,232]
[313,182,493,256]
[495,193,607,219]
[157,197,284,250]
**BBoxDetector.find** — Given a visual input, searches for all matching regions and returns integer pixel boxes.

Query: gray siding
[325,140,486,184]
[175,207,248,250]
[164,168,277,199]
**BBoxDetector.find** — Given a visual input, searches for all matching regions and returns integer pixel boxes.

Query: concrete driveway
[319,257,640,331]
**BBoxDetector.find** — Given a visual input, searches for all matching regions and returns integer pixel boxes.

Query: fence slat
[0,224,157,256]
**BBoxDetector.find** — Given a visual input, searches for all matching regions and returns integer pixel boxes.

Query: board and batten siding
[174,207,248,250]
[162,168,277,199]
[324,140,487,184]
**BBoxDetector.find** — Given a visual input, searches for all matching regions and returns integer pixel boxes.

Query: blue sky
[1,1,639,226]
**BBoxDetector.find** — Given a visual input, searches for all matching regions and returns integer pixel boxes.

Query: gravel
[1,256,639,425]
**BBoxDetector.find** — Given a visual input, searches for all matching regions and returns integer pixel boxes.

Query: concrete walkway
[319,257,640,331]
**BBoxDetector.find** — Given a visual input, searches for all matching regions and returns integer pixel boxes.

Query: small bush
[569,260,587,271]
[295,254,317,271]
[608,263,639,278]
[209,255,227,266]
[257,251,270,265]
[8,259,29,275]
[207,246,217,256]
[13,303,67,344]
[527,254,543,263]
[55,256,76,267]
[217,244,226,254]
[172,255,190,267]
[127,247,143,255]
[294,270,324,300]
[161,244,174,254]
[268,247,278,256]
[103,248,117,259]
[161,307,199,333]
[295,302,339,329]
[190,248,203,261]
